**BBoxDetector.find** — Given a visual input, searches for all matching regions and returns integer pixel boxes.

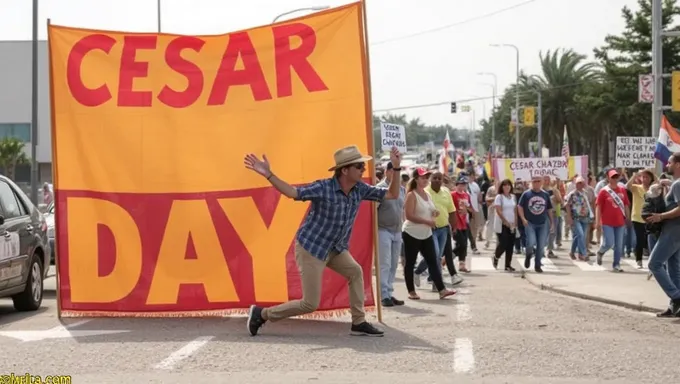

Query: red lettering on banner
[272,24,329,97]
[118,35,157,107]
[65,24,328,108]
[207,32,272,104]
[158,36,206,108]
[66,34,116,107]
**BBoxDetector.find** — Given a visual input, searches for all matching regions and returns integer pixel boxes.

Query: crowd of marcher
[241,145,680,338]
[374,152,680,318]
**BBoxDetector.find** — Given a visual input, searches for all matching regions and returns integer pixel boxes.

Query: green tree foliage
[392,0,680,172]
[0,137,28,180]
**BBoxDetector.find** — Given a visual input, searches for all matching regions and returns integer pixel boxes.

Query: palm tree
[521,49,599,155]
[0,137,29,180]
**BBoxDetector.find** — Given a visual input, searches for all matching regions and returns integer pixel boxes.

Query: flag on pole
[561,126,570,158]
[439,130,452,174]
[654,115,680,164]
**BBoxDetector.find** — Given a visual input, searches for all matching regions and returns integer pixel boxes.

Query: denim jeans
[624,221,636,255]
[525,221,549,268]
[548,216,563,250]
[648,227,680,300]
[648,233,658,252]
[515,225,526,252]
[378,228,402,300]
[599,225,625,268]
[570,219,589,256]
[415,226,447,279]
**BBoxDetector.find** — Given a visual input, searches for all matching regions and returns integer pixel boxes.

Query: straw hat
[328,145,373,171]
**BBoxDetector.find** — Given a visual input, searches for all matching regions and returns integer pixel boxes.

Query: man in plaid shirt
[244,145,403,337]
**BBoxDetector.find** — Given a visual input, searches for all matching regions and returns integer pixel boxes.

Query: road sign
[523,106,535,126]
[638,74,654,103]
[461,105,471,112]
[673,72,680,111]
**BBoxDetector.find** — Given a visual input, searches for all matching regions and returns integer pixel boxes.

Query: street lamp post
[490,44,520,156]
[477,72,497,153]
[30,0,39,204]
[157,0,161,33]
[273,6,330,23]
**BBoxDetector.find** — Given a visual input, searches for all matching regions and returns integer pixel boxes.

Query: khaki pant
[263,241,366,325]
[470,210,484,240]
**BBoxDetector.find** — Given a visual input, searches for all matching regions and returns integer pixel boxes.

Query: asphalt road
[1,263,679,383]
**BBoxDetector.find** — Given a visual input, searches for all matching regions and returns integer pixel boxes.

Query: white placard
[638,74,654,103]
[380,122,407,153]
[615,136,656,168]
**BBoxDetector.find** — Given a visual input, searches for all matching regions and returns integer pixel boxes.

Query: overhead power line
[372,80,588,113]
[370,0,540,46]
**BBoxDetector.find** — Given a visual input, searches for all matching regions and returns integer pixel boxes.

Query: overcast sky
[2,0,641,130]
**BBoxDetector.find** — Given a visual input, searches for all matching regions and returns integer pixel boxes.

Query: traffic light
[451,102,457,113]
[672,72,680,112]
[523,106,535,126]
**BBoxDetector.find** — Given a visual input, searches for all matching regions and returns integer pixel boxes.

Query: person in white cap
[243,146,402,337]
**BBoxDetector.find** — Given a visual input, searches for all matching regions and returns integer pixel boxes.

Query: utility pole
[537,91,543,155]
[652,0,664,173]
[30,0,39,204]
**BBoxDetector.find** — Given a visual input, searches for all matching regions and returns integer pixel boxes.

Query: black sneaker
[535,266,544,273]
[505,266,516,272]
[596,252,604,266]
[524,254,531,269]
[350,322,384,337]
[671,299,680,316]
[548,251,556,258]
[492,256,499,269]
[247,305,266,336]
[656,308,675,318]
[390,297,405,306]
[381,298,394,307]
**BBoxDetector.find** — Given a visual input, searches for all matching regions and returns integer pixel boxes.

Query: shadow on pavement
[0,304,50,326]
[60,316,449,354]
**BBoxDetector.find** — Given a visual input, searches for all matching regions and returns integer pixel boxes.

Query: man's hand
[244,153,272,178]
[389,146,401,168]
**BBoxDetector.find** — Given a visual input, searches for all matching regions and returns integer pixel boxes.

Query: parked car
[0,175,50,311]
[44,202,55,263]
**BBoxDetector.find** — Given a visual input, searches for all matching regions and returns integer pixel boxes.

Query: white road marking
[470,256,496,271]
[456,303,471,322]
[453,337,475,373]
[572,260,606,272]
[624,259,648,270]
[522,256,560,272]
[60,320,92,330]
[154,336,214,370]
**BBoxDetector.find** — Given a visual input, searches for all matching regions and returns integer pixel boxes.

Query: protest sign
[615,136,656,168]
[48,3,375,317]
[492,156,589,181]
[380,122,407,153]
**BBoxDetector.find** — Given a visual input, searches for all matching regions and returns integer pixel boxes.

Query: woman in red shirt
[595,169,631,272]
[451,175,473,273]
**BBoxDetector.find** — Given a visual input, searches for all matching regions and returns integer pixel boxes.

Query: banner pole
[359,0,383,323]
[46,17,61,320]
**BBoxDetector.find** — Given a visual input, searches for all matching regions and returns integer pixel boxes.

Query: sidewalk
[519,240,670,313]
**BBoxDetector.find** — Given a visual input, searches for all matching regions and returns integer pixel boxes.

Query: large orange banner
[48,2,375,317]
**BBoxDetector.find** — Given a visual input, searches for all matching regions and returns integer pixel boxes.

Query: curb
[522,272,664,314]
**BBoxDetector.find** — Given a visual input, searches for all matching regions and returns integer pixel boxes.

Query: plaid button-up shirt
[294,177,387,261]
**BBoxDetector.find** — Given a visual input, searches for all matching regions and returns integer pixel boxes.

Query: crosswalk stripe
[520,256,559,272]
[571,260,607,272]
[623,259,648,270]
[470,256,496,271]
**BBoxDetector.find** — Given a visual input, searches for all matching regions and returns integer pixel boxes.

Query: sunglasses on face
[352,163,365,170]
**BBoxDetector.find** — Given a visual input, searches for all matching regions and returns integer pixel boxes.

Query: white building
[0,40,52,183]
